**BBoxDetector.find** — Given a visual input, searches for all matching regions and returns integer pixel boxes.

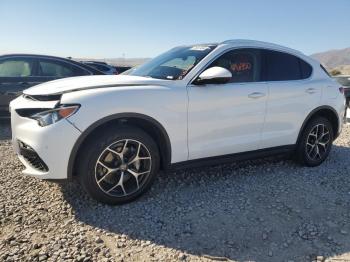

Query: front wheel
[78,126,160,205]
[296,117,334,167]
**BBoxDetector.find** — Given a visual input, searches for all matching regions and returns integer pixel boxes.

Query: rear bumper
[10,96,81,179]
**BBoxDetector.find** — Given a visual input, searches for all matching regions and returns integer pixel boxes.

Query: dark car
[333,75,350,106]
[114,66,131,74]
[0,54,104,116]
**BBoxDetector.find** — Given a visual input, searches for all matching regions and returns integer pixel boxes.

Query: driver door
[187,48,268,160]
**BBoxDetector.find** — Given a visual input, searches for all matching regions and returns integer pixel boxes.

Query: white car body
[10,40,345,180]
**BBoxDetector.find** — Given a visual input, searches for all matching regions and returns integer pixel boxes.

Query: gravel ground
[1,119,350,262]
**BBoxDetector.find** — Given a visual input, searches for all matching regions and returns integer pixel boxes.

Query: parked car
[333,75,350,106]
[10,40,345,204]
[82,62,118,75]
[114,66,132,74]
[0,54,104,116]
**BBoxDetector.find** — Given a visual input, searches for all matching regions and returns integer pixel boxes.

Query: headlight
[31,105,80,127]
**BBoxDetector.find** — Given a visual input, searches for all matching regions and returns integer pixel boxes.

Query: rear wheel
[78,126,160,205]
[296,117,334,167]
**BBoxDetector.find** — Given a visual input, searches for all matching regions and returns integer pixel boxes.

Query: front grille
[18,141,48,172]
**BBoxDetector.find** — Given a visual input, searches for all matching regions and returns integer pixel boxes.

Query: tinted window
[300,59,312,79]
[88,63,110,72]
[262,50,312,81]
[0,58,33,77]
[208,48,260,83]
[38,60,89,77]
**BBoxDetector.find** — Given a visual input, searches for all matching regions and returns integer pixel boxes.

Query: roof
[0,53,73,60]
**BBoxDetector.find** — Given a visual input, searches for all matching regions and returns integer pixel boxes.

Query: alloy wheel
[95,139,152,197]
[306,124,330,161]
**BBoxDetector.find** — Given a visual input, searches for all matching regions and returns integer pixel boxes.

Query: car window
[88,63,109,72]
[207,48,260,83]
[128,45,217,80]
[38,59,89,77]
[162,56,196,70]
[262,50,312,81]
[0,59,33,77]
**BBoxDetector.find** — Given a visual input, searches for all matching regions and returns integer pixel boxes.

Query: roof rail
[220,39,304,55]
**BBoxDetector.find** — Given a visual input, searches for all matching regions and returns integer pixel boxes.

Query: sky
[0,0,349,58]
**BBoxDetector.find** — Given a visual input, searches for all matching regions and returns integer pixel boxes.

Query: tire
[296,116,334,167]
[77,125,160,205]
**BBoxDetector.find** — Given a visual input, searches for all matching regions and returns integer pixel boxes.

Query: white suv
[10,40,345,204]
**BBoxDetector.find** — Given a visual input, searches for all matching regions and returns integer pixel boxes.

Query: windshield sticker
[189,46,210,51]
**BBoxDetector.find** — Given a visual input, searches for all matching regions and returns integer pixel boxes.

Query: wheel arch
[67,113,172,179]
[296,105,340,145]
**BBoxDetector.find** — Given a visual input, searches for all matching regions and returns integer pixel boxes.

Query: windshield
[126,44,217,80]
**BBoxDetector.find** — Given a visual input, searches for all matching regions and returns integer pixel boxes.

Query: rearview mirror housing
[193,66,232,85]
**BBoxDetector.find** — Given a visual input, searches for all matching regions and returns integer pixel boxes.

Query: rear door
[260,49,321,148]
[36,58,90,82]
[0,57,39,111]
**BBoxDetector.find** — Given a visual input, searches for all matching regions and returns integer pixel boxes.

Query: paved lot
[1,119,350,262]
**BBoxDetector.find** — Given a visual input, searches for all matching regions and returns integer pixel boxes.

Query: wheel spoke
[122,139,128,155]
[128,156,151,165]
[307,144,315,155]
[127,169,150,189]
[107,171,126,195]
[318,141,328,149]
[97,168,120,184]
[97,160,112,172]
[317,124,324,139]
[107,148,122,158]
[128,142,141,164]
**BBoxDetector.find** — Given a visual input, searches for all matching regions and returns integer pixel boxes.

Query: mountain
[311,47,350,69]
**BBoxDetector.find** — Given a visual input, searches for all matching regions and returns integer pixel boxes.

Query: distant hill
[311,47,350,69]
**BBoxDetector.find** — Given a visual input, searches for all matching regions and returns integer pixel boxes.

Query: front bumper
[10,96,81,179]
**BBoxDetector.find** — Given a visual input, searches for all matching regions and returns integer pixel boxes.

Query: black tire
[296,116,334,167]
[77,125,160,205]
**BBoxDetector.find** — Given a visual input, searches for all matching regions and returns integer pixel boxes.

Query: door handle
[305,88,317,94]
[248,92,266,99]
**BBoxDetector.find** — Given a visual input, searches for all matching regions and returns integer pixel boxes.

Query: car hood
[23,75,170,96]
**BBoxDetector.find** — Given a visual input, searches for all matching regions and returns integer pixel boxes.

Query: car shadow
[61,144,350,262]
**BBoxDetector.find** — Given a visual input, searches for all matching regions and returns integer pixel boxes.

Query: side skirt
[169,145,295,170]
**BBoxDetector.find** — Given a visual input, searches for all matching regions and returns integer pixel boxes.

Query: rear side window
[262,50,312,81]
[38,59,89,77]
[0,58,33,77]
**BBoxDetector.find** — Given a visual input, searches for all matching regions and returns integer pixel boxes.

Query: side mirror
[194,66,232,85]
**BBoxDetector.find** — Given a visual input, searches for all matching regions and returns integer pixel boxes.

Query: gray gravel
[1,118,350,262]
